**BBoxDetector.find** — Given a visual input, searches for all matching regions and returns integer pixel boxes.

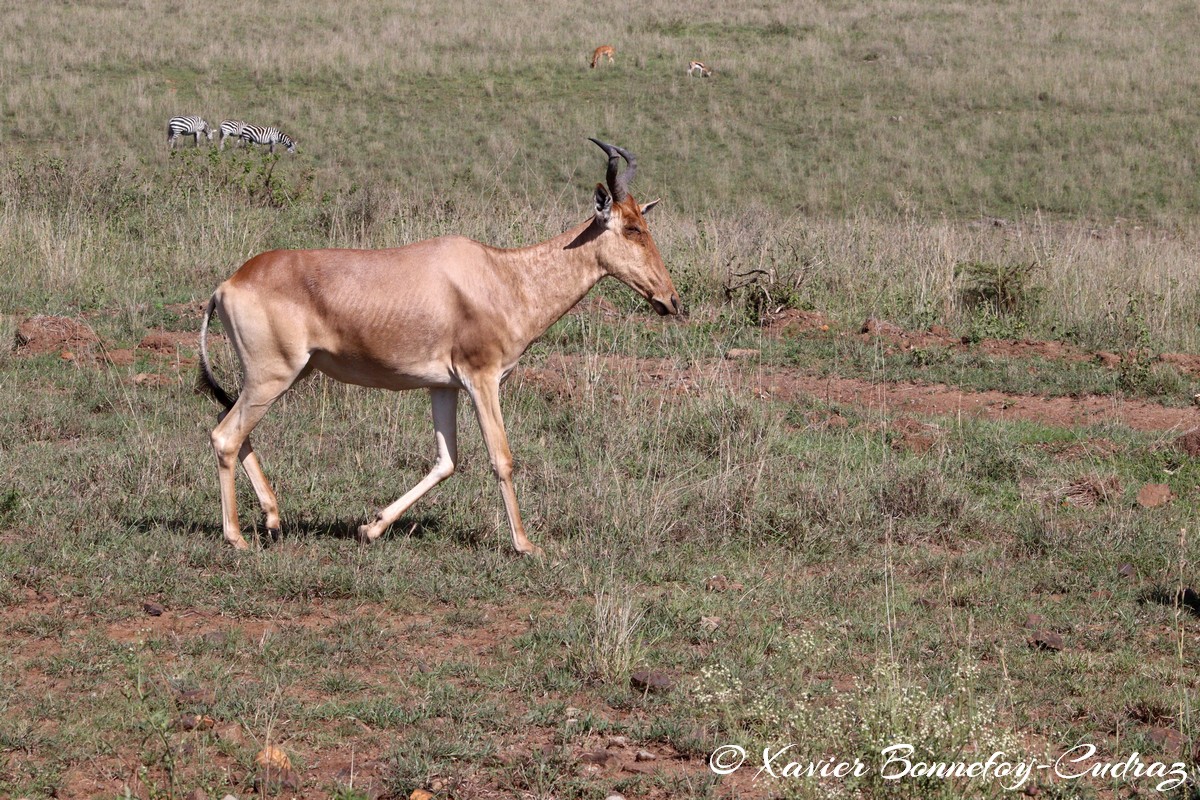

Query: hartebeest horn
[588,137,638,201]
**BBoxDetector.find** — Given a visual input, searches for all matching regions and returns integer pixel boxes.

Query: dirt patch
[523,353,1200,434]
[12,315,99,357]
[137,329,198,356]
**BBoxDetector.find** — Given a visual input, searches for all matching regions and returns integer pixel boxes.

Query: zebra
[238,124,297,154]
[218,119,248,150]
[166,115,214,148]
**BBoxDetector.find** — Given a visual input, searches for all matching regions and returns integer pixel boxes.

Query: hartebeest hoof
[226,535,250,551]
[268,527,282,543]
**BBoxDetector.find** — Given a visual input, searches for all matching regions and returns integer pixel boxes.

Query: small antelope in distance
[591,45,615,68]
[687,60,712,77]
[198,138,680,555]
[218,120,248,150]
[167,115,214,148]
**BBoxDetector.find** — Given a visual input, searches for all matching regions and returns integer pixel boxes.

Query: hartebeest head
[587,138,681,317]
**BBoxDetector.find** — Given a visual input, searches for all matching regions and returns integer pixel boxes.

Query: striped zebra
[166,115,214,148]
[239,125,297,154]
[218,120,248,150]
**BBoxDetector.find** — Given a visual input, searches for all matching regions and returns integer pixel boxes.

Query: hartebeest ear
[640,198,661,215]
[594,183,613,222]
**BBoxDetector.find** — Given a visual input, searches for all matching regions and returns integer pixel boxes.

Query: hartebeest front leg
[358,388,460,542]
[463,374,543,557]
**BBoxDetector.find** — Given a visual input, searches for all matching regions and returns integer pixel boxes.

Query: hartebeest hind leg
[358,388,460,542]
[210,374,300,549]
[463,374,542,557]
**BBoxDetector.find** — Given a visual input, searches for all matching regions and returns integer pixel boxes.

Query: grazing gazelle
[198,139,680,555]
[687,60,712,77]
[591,45,615,68]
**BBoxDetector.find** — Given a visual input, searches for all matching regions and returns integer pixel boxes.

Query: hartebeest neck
[486,218,607,354]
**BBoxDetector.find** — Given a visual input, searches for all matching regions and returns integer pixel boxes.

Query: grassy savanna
[2,0,1200,798]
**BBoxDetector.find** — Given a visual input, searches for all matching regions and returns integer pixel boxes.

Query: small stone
[699,616,722,632]
[606,794,627,800]
[215,723,246,746]
[1146,726,1185,753]
[635,749,657,762]
[254,745,291,772]
[604,736,630,749]
[143,601,164,617]
[1023,614,1045,629]
[705,574,743,592]
[1137,483,1173,508]
[1117,563,1136,579]
[631,670,675,693]
[1027,630,1063,652]
[725,348,760,360]
[409,790,435,800]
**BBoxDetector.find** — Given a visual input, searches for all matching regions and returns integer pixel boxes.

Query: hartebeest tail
[199,138,679,554]
[198,295,236,411]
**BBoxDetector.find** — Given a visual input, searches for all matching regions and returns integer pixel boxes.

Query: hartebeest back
[199,138,680,554]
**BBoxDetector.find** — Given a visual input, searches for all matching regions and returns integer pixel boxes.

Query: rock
[1146,726,1185,753]
[631,670,675,693]
[604,736,630,748]
[699,616,722,632]
[254,745,291,772]
[1022,614,1045,629]
[725,348,760,360]
[409,790,435,800]
[635,749,657,762]
[1136,483,1173,508]
[1027,630,1063,652]
[214,723,246,746]
[705,574,744,592]
[143,601,165,617]
[1117,563,1136,579]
